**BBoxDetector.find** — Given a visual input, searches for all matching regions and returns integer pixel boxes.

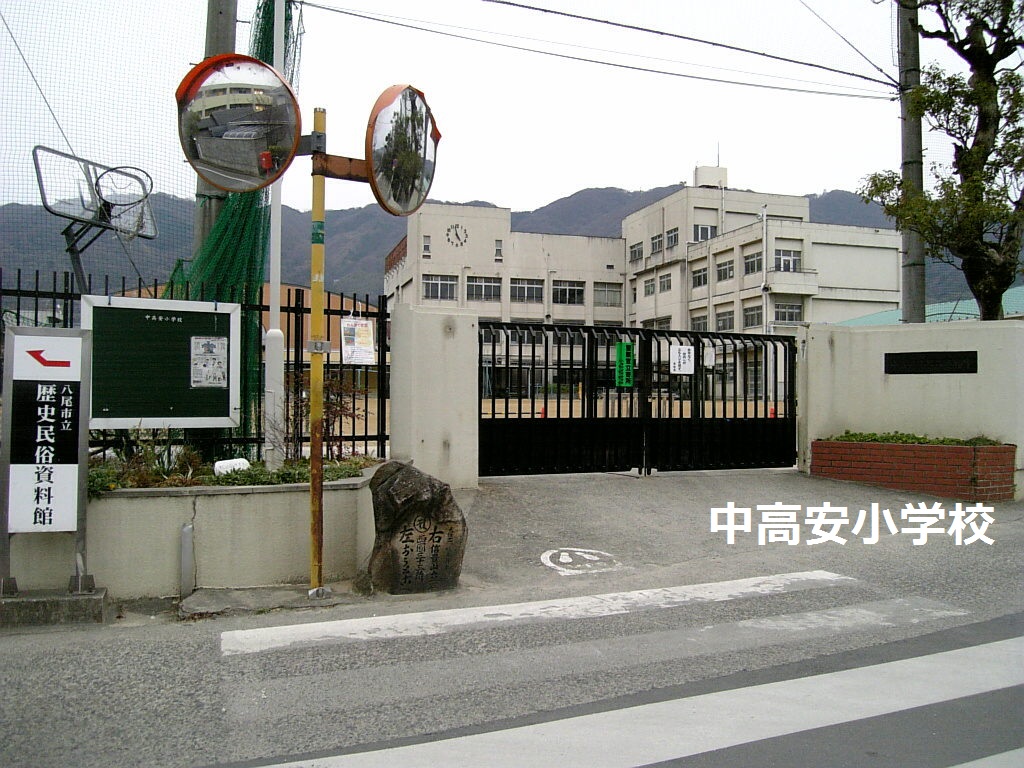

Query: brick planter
[811,441,1017,502]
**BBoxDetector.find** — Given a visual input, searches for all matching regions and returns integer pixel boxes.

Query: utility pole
[898,0,926,323]
[193,0,238,258]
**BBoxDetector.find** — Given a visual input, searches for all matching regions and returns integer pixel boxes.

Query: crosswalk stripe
[952,748,1024,767]
[266,636,1024,767]
[220,597,969,727]
[220,569,855,656]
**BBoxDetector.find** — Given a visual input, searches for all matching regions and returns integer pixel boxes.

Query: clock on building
[446,223,469,247]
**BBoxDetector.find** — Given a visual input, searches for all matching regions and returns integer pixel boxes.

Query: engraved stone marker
[367,462,467,594]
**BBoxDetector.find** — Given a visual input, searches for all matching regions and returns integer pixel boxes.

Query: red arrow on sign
[27,349,72,368]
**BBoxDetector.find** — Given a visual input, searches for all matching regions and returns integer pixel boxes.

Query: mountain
[2,186,1007,303]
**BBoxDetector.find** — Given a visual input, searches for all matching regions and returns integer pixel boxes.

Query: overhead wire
[797,0,899,86]
[483,0,899,89]
[298,1,895,100]
[314,4,887,95]
[0,9,77,154]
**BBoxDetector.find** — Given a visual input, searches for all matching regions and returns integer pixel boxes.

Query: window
[743,305,763,328]
[494,240,503,261]
[480,316,502,344]
[629,242,644,262]
[467,276,501,302]
[716,260,734,281]
[510,319,545,345]
[744,251,762,275]
[715,310,734,331]
[659,274,671,292]
[510,278,543,303]
[693,224,718,242]
[423,274,457,301]
[691,314,708,331]
[593,282,623,307]
[643,278,656,297]
[775,249,802,272]
[745,359,764,398]
[642,317,671,330]
[554,320,585,345]
[692,267,708,288]
[666,227,679,249]
[422,235,431,258]
[552,279,584,305]
[651,234,664,254]
[775,302,803,322]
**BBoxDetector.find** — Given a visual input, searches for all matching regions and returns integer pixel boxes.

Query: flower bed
[810,435,1016,502]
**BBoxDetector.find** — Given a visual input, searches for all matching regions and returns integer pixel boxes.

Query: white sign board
[669,345,695,375]
[1,328,90,534]
[341,318,376,365]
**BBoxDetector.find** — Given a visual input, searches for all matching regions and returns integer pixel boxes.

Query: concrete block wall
[8,474,376,599]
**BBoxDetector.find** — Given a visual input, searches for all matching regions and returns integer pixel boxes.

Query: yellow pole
[309,107,326,590]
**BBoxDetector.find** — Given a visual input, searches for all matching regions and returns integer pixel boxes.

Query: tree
[861,0,1024,320]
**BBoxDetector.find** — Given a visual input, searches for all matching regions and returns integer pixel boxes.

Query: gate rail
[479,321,796,476]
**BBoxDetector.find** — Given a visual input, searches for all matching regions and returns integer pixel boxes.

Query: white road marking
[220,597,969,725]
[952,748,1024,767]
[220,569,855,656]
[265,636,1024,767]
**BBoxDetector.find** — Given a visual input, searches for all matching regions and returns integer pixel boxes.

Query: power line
[299,2,894,100]
[318,4,886,95]
[484,0,899,89]
[798,0,899,87]
[0,9,76,154]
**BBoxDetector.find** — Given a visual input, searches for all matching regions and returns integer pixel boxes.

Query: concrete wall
[799,321,1024,498]
[389,303,479,490]
[9,474,377,598]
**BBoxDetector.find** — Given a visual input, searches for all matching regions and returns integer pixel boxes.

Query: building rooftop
[838,286,1024,325]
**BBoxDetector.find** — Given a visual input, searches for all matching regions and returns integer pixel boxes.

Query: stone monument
[367,462,467,594]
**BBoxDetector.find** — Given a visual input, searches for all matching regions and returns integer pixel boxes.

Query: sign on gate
[670,344,695,375]
[1,328,90,533]
[615,341,634,387]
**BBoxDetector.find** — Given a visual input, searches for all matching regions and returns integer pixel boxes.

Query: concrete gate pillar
[389,304,479,489]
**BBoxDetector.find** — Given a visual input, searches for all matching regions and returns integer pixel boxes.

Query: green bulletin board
[82,296,241,428]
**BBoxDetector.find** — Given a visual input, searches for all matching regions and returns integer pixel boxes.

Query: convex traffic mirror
[366,85,441,216]
[176,53,301,193]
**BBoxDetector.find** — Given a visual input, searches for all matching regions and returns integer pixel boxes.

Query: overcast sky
[3,0,961,215]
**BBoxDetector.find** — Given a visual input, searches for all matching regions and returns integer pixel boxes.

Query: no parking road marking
[541,547,622,576]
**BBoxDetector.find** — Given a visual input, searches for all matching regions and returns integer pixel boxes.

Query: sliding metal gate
[478,321,796,476]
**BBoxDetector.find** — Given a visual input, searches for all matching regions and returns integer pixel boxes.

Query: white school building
[384,167,901,333]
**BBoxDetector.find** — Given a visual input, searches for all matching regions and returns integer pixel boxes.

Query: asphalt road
[1,469,1021,767]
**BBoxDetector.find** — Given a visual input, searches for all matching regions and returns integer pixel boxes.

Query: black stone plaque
[884,351,978,375]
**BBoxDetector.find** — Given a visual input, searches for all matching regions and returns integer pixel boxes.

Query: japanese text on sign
[670,345,695,375]
[615,341,634,388]
[710,501,995,545]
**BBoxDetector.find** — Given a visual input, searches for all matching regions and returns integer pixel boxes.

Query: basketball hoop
[32,145,158,291]
[95,166,154,242]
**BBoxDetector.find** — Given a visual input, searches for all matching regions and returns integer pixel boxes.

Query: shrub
[87,455,378,498]
[825,431,1001,446]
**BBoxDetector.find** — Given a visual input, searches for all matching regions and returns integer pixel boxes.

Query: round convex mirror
[176,53,301,193]
[365,85,441,216]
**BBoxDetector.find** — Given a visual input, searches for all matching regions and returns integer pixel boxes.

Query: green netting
[165,0,302,459]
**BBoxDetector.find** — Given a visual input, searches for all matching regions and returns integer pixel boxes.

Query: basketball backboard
[32,145,158,240]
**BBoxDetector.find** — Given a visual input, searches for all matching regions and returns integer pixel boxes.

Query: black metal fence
[479,321,796,475]
[0,268,389,461]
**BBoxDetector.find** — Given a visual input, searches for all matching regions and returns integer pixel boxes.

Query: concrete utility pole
[898,0,926,323]
[193,0,238,258]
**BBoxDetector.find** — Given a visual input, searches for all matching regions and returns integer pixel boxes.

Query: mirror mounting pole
[311,153,369,183]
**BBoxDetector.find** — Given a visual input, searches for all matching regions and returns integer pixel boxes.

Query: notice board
[82,296,241,428]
